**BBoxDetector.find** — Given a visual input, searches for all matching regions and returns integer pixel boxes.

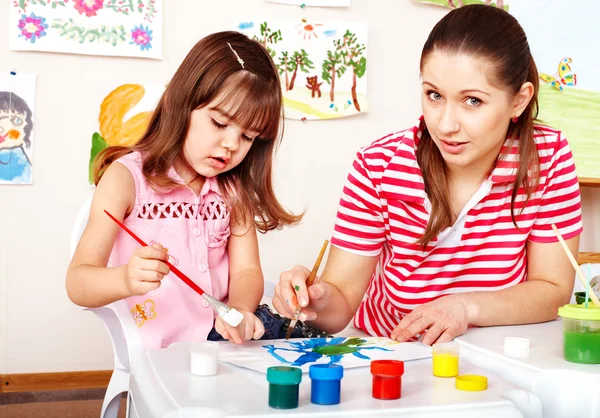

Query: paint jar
[455,375,488,392]
[370,360,404,400]
[189,341,218,376]
[309,364,343,405]
[266,366,302,409]
[432,342,459,377]
[558,303,600,364]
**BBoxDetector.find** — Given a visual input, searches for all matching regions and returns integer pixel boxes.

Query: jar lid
[370,360,404,376]
[309,364,344,381]
[558,303,600,320]
[455,375,488,392]
[267,366,302,385]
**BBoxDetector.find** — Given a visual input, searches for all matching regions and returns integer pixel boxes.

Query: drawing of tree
[335,30,366,112]
[321,49,346,102]
[289,49,314,91]
[254,22,282,58]
[278,51,295,91]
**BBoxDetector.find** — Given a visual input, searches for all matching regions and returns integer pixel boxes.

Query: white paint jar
[189,341,218,376]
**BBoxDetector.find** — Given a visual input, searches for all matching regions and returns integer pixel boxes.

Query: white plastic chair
[69,195,143,418]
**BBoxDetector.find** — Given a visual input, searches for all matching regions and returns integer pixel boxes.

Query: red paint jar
[370,360,404,400]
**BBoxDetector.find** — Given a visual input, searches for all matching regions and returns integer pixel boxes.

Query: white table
[454,319,600,418]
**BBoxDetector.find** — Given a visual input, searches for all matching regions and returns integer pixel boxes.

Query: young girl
[0,91,33,183]
[273,5,583,345]
[66,31,315,349]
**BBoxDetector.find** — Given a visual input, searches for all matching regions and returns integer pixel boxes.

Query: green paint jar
[558,304,600,364]
[266,366,302,409]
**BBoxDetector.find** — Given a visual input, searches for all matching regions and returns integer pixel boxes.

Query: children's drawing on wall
[266,0,351,6]
[89,83,163,184]
[9,0,163,59]
[510,0,600,180]
[218,337,432,373]
[236,20,368,120]
[0,73,36,185]
[414,0,508,10]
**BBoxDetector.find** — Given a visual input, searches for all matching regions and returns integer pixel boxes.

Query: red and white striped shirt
[331,118,583,338]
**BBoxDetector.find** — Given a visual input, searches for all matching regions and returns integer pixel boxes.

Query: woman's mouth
[440,139,468,155]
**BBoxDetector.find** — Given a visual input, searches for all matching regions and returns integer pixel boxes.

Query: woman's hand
[391,294,474,345]
[272,265,333,322]
[214,309,265,344]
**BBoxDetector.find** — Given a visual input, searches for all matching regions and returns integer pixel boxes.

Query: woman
[273,5,582,345]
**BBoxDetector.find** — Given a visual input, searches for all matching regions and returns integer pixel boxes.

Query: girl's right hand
[124,242,170,296]
[273,265,332,322]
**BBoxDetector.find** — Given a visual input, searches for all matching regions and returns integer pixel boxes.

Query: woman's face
[0,109,28,150]
[421,51,520,176]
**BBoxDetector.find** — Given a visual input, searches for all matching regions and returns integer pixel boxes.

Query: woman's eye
[466,97,482,107]
[428,91,442,101]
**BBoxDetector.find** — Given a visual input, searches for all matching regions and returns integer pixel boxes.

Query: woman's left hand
[215,309,265,344]
[390,294,473,345]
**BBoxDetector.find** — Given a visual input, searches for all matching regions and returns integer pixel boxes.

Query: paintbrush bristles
[551,224,600,306]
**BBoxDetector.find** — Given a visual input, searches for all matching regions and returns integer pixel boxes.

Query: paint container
[189,341,218,376]
[266,366,302,409]
[558,303,600,364]
[370,360,404,400]
[504,337,531,360]
[432,342,459,377]
[309,364,343,405]
[455,375,488,391]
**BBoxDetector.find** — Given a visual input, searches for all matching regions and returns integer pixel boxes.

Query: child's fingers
[298,308,317,322]
[137,245,168,261]
[225,325,243,344]
[253,317,265,340]
[139,258,170,276]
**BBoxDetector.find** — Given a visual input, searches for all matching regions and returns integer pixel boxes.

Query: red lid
[370,360,404,376]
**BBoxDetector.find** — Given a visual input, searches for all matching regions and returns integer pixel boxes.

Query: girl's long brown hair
[417,5,540,247]
[94,31,302,233]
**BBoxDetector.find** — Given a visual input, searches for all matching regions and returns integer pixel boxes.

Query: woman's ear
[512,81,534,118]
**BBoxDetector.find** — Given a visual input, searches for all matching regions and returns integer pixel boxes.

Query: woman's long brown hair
[94,31,302,233]
[417,5,540,247]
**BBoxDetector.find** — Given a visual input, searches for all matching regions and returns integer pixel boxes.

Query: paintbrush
[285,239,329,340]
[104,209,244,326]
[551,224,600,306]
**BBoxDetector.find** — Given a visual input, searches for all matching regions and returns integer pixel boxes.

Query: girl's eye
[242,134,255,142]
[466,97,482,107]
[12,118,23,125]
[211,118,226,129]
[427,91,442,101]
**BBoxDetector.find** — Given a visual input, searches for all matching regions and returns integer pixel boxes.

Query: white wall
[1,0,598,373]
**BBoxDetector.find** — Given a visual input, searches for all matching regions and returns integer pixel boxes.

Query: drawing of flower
[18,13,48,44]
[130,24,152,51]
[73,0,104,17]
[263,337,391,367]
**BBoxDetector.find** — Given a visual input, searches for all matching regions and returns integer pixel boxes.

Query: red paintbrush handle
[104,210,205,296]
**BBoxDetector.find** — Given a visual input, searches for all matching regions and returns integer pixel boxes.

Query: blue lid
[309,364,344,381]
[267,366,302,385]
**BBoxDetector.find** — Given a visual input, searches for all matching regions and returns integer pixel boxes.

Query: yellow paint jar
[432,342,459,377]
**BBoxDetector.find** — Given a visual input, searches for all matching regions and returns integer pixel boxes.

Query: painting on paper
[414,0,508,9]
[218,337,432,373]
[236,20,368,120]
[9,0,162,59]
[0,73,36,185]
[266,0,351,6]
[89,83,163,184]
[510,0,600,180]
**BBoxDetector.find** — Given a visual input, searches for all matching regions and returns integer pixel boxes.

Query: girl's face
[179,96,260,182]
[0,110,27,150]
[421,52,523,176]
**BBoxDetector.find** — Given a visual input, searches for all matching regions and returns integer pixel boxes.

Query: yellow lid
[455,375,488,392]
[558,304,600,321]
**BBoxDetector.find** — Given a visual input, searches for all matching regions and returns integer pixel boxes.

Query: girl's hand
[124,242,170,296]
[214,309,265,344]
[272,265,332,322]
[390,294,472,345]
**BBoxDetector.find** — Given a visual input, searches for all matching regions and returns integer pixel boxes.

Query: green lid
[558,304,600,321]
[267,366,302,385]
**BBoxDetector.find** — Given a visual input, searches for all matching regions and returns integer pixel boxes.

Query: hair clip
[227,42,245,69]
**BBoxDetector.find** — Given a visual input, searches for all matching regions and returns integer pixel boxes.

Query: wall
[1,0,598,373]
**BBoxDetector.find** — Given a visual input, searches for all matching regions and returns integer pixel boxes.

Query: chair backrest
[69,195,143,373]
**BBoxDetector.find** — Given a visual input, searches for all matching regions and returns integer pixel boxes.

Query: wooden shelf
[579,178,600,187]
[578,252,600,265]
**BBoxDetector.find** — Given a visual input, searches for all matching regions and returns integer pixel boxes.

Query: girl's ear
[512,81,534,118]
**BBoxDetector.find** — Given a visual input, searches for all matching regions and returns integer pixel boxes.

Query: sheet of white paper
[218,337,432,374]
[267,0,351,6]
[9,1,162,59]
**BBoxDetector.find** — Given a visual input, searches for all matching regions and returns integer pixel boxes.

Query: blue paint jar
[309,364,344,405]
